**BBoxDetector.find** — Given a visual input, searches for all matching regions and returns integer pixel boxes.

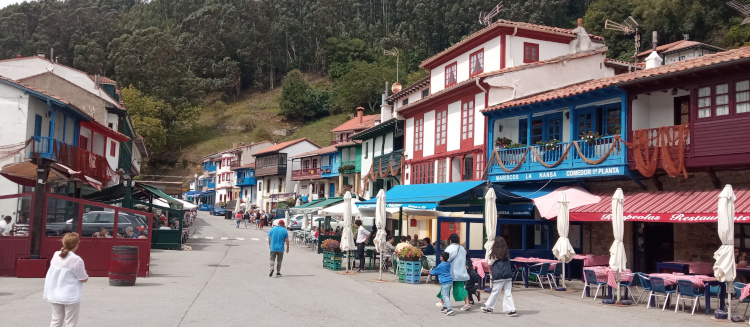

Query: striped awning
[570,188,750,223]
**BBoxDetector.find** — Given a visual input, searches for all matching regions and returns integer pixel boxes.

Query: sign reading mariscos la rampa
[569,212,750,223]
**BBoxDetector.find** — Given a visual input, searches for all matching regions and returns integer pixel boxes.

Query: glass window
[500,224,523,250]
[437,160,446,183]
[716,83,729,116]
[738,80,750,114]
[530,118,544,144]
[525,224,549,250]
[475,153,484,180]
[523,43,539,63]
[461,101,474,140]
[414,118,424,151]
[463,155,473,180]
[698,86,712,118]
[470,49,484,76]
[602,106,622,135]
[435,110,447,146]
[422,89,429,98]
[445,63,457,87]
[402,99,408,106]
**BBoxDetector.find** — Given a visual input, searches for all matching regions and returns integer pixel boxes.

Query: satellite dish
[728,1,750,25]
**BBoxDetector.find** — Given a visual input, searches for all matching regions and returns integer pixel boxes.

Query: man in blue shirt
[268,220,289,277]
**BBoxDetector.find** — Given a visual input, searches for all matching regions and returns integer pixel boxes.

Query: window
[738,80,750,114]
[402,99,408,106]
[437,160,446,183]
[109,140,116,157]
[445,62,457,87]
[411,162,435,184]
[303,160,310,169]
[422,89,429,98]
[461,101,474,140]
[519,113,563,144]
[107,123,114,129]
[470,49,484,76]
[475,153,484,180]
[463,156,473,180]
[602,106,622,135]
[678,55,686,61]
[698,84,730,118]
[277,178,283,192]
[79,135,89,150]
[435,110,447,146]
[414,118,424,151]
[312,159,318,168]
[364,142,369,158]
[523,43,539,63]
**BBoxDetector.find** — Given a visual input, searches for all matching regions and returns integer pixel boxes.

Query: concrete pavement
[0,211,728,326]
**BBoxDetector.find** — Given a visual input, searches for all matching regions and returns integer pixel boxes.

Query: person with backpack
[482,236,517,316]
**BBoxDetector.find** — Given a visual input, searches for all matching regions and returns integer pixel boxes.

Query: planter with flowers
[321,239,342,270]
[580,131,602,145]
[396,246,423,284]
[495,137,513,149]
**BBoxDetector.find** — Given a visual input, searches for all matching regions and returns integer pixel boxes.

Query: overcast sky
[0,0,29,9]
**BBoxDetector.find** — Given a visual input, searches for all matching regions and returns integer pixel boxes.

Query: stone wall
[583,221,634,268]
[673,223,722,261]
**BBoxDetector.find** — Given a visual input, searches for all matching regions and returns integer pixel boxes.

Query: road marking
[205,237,213,240]
[221,237,229,240]
[236,237,245,241]
[251,238,260,241]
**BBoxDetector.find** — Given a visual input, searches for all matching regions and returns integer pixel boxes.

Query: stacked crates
[323,251,343,270]
[402,261,421,284]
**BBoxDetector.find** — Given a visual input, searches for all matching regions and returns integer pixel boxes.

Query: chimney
[356,107,364,123]
[652,31,658,51]
[645,31,663,69]
[37,53,45,58]
[569,17,593,53]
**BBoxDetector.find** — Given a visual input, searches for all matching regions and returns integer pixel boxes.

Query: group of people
[234,209,271,229]
[429,235,516,317]
[91,226,148,239]
[0,214,30,236]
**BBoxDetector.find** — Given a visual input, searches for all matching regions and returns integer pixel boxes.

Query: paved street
[0,211,726,326]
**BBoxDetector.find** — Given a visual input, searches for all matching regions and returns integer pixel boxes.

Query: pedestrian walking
[235,211,242,228]
[268,220,289,277]
[44,232,88,327]
[430,252,455,316]
[260,211,268,230]
[243,210,250,228]
[252,210,259,229]
[482,236,517,316]
[436,233,470,310]
[354,219,371,273]
[465,259,481,307]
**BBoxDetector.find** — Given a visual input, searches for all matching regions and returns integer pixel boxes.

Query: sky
[0,0,28,9]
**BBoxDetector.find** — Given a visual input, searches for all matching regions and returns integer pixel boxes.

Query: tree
[279,70,332,121]
[333,61,395,112]
[120,87,168,154]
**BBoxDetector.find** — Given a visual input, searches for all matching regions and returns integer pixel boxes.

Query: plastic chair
[619,273,637,302]
[647,277,675,311]
[675,279,704,315]
[511,264,526,284]
[529,263,553,289]
[582,269,608,300]
[547,263,563,288]
[734,282,750,317]
[636,273,653,304]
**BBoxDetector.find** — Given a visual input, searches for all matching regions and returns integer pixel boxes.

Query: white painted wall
[423,111,435,156]
[384,133,394,154]
[105,136,118,172]
[393,86,431,112]
[0,84,31,202]
[631,89,688,130]
[404,118,414,160]
[105,113,119,131]
[446,101,462,152]
[92,133,105,156]
[430,36,502,94]
[474,92,486,146]
[505,35,570,68]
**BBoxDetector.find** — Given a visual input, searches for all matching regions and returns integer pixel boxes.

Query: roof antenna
[728,1,750,25]
[478,2,502,26]
[604,16,640,71]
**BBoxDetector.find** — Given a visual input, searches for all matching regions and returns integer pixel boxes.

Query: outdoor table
[583,266,632,299]
[656,261,714,275]
[573,254,610,266]
[472,258,490,290]
[511,257,562,288]
[646,273,717,309]
[704,280,727,315]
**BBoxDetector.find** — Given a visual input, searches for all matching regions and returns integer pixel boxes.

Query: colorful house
[253,138,320,211]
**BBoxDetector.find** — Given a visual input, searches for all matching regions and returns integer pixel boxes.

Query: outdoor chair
[619,273,637,302]
[528,263,553,289]
[674,279,703,315]
[547,263,563,289]
[582,269,608,300]
[734,282,750,317]
[647,276,675,311]
[636,273,653,304]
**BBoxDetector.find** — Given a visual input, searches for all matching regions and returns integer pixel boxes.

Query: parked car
[212,204,227,216]
[46,211,149,237]
[271,208,289,219]
[287,214,324,230]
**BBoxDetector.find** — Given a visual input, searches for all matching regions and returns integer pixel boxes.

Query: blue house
[233,164,258,205]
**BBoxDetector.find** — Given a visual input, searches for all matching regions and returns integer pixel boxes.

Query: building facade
[253,138,320,211]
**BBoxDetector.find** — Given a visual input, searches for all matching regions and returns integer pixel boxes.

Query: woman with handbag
[482,237,517,316]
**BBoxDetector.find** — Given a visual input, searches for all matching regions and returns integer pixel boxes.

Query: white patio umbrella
[552,192,576,289]
[609,188,627,303]
[374,189,388,280]
[291,184,299,227]
[233,193,241,215]
[340,191,356,272]
[483,188,497,262]
[714,184,736,319]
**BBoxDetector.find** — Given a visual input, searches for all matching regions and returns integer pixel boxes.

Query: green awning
[300,196,344,213]
[138,183,183,210]
[290,198,327,212]
[84,182,183,210]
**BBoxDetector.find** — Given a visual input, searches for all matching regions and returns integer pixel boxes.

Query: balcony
[255,154,287,177]
[373,150,402,176]
[236,176,257,186]
[206,181,216,189]
[29,136,110,184]
[291,167,322,181]
[340,160,357,173]
[488,136,626,182]
[229,160,241,169]
[205,164,217,172]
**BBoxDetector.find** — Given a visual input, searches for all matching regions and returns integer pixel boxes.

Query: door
[575,108,598,136]
[329,183,335,197]
[34,114,42,137]
[633,222,674,273]
[674,95,690,125]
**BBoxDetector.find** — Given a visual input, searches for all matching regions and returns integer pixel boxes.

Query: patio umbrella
[483,188,497,262]
[552,192,576,289]
[340,191,356,272]
[234,193,241,216]
[375,189,387,280]
[609,188,626,303]
[714,184,736,319]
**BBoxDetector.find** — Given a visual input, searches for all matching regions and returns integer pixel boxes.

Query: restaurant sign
[570,212,750,223]
[491,166,625,182]
[498,204,534,216]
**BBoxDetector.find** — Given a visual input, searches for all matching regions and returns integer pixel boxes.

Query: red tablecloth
[741,284,750,301]
[584,266,633,288]
[513,257,559,270]
[648,273,716,288]
[660,261,714,275]
[472,258,490,278]
[573,254,610,267]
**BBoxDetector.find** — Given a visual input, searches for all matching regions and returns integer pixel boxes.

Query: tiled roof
[604,58,644,70]
[334,140,361,148]
[231,163,255,170]
[330,113,381,133]
[291,145,339,158]
[399,49,606,115]
[636,40,724,58]
[253,138,319,156]
[89,75,117,85]
[483,46,750,113]
[420,19,603,68]
[386,75,430,101]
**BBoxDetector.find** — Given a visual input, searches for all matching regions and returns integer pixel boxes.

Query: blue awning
[185,190,215,198]
[492,181,572,201]
[357,181,485,210]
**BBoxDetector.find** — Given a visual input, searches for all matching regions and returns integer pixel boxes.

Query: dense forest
[2,0,749,158]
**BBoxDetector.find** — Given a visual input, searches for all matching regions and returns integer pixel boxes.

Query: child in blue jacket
[430,252,455,316]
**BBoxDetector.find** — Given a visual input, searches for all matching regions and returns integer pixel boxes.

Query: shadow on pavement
[133,283,164,287]
[516,310,539,316]
[0,292,12,296]
[273,274,316,278]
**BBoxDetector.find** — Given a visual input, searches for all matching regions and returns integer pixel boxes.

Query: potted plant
[495,137,513,149]
[338,165,356,173]
[580,131,601,145]
[321,239,342,270]
[507,143,526,149]
[397,245,423,262]
[321,239,341,253]
[536,139,561,151]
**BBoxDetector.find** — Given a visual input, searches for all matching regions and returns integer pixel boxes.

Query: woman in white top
[44,232,88,327]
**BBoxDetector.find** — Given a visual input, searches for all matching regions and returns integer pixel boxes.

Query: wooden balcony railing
[29,136,110,184]
[291,168,322,181]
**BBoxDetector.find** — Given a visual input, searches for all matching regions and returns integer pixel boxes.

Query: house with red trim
[253,138,320,211]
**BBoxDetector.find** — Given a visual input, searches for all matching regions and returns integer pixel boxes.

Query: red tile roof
[334,140,361,148]
[330,114,381,133]
[420,19,603,68]
[291,145,339,158]
[386,75,430,101]
[231,163,255,170]
[635,40,724,58]
[252,138,319,156]
[483,46,750,113]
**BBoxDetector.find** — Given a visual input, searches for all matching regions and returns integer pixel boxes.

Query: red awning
[570,189,750,223]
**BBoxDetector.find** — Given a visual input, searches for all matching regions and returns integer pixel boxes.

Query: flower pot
[402,256,420,262]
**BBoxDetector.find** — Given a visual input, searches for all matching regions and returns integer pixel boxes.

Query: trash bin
[109,246,139,286]
[226,210,233,220]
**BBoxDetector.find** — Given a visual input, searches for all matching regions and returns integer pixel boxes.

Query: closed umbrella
[609,188,626,303]
[340,191,356,272]
[714,184,736,319]
[552,192,576,289]
[483,188,497,262]
[375,189,387,280]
